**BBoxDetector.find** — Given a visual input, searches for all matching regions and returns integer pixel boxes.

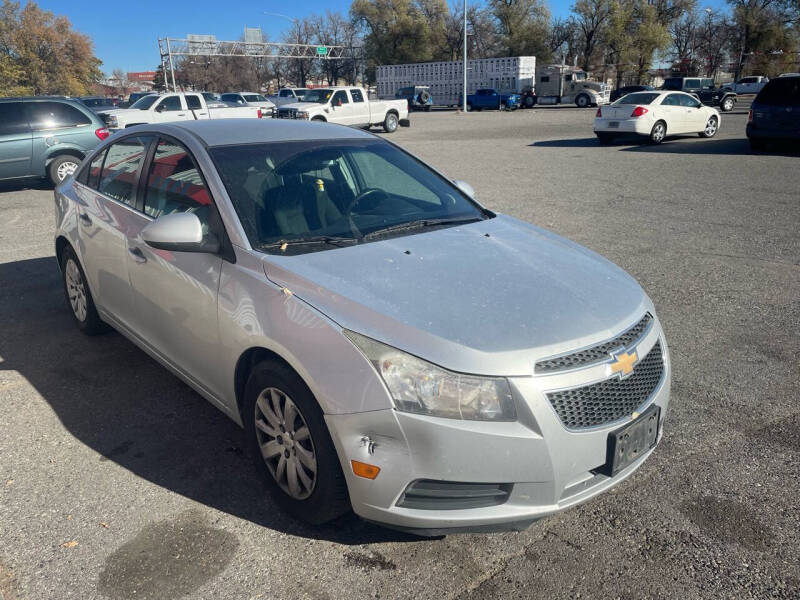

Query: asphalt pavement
[1,102,798,600]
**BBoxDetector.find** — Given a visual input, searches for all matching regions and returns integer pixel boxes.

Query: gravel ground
[1,103,798,600]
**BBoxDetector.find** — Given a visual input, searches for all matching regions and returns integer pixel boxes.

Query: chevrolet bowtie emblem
[609,349,638,379]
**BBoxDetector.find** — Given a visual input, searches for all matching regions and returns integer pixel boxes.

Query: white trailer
[376,57,536,106]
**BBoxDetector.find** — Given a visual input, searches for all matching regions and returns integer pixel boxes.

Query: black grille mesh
[535,313,653,373]
[546,341,664,429]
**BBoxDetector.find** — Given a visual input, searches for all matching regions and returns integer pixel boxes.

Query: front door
[0,102,32,179]
[126,137,225,399]
[153,95,188,123]
[680,93,708,131]
[75,135,152,330]
[658,93,688,134]
[330,90,358,125]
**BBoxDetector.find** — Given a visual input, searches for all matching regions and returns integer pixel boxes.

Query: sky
[34,0,728,74]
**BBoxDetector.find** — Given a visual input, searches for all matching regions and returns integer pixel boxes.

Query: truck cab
[535,65,610,107]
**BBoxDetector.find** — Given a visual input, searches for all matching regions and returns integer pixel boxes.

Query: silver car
[54,119,670,535]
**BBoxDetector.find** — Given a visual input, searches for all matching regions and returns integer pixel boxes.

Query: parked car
[721,76,769,94]
[0,96,109,185]
[220,92,276,115]
[464,89,522,111]
[747,75,800,151]
[78,96,118,113]
[661,77,736,112]
[269,87,310,107]
[55,118,671,534]
[99,92,264,130]
[594,90,721,144]
[394,86,433,111]
[610,85,654,103]
[275,87,409,133]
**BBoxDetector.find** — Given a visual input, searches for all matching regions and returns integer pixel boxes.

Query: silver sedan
[54,119,671,535]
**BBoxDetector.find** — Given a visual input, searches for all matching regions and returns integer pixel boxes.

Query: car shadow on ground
[0,256,426,545]
[531,137,799,156]
[0,178,52,193]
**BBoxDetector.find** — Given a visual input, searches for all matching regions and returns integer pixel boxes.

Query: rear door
[0,102,32,179]
[184,94,209,119]
[349,89,368,124]
[126,136,226,399]
[75,134,153,329]
[26,101,97,174]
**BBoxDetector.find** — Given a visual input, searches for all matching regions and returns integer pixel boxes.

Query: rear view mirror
[141,212,219,254]
[453,180,476,199]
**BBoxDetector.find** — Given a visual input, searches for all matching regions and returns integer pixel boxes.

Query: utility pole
[462,0,467,112]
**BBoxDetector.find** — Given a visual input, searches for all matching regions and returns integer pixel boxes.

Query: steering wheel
[345,188,387,217]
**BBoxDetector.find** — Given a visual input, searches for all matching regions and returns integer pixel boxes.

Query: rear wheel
[699,115,719,138]
[244,359,350,524]
[465,102,473,112]
[383,112,398,133]
[48,155,80,186]
[576,94,590,108]
[649,121,666,144]
[60,246,108,335]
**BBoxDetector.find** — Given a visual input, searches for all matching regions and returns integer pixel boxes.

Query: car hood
[279,102,317,111]
[261,215,651,376]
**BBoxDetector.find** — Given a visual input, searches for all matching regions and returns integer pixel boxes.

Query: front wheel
[524,95,535,108]
[48,155,80,186]
[60,246,108,335]
[649,121,666,144]
[465,102,473,112]
[699,115,719,138]
[383,112,398,133]
[576,94,590,108]
[721,97,734,112]
[244,360,350,524]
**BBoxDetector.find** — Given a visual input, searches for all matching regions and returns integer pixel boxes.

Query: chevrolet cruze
[54,119,670,535]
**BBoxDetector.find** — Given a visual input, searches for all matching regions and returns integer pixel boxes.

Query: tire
[48,155,81,186]
[383,112,398,133]
[699,115,719,138]
[418,91,431,104]
[721,97,734,112]
[466,102,473,112]
[243,359,350,525]
[524,95,535,108]
[576,94,590,108]
[649,121,667,144]
[596,133,615,145]
[424,105,431,112]
[60,245,108,335]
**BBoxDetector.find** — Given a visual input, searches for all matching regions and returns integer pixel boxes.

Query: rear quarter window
[0,102,30,135]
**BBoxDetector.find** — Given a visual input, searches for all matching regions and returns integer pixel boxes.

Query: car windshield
[84,98,113,107]
[615,92,661,105]
[209,139,488,254]
[756,78,800,106]
[130,95,158,110]
[301,89,333,103]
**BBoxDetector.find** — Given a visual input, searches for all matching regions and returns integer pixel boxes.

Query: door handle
[128,246,147,263]
[78,212,91,226]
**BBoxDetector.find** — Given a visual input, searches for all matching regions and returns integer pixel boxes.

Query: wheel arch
[45,147,85,166]
[55,234,72,267]
[311,115,327,122]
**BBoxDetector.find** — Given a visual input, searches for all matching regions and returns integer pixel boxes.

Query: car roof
[157,118,376,147]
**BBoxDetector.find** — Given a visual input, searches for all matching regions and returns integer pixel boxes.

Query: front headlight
[345,331,516,421]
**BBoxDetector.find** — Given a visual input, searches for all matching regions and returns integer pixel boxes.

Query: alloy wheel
[254,387,317,500]
[704,117,718,137]
[652,123,666,143]
[722,98,733,111]
[57,160,79,182]
[65,258,87,322]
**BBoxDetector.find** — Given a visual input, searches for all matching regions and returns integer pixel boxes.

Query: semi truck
[533,65,611,107]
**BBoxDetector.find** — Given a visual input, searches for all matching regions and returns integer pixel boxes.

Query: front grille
[397,480,512,510]
[546,341,664,429]
[277,108,298,119]
[535,313,653,374]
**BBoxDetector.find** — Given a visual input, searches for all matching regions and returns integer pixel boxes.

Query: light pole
[462,0,467,112]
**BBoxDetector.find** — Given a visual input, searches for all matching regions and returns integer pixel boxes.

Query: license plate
[604,405,660,476]
[608,121,620,128]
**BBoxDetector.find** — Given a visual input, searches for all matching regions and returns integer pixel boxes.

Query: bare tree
[572,0,611,71]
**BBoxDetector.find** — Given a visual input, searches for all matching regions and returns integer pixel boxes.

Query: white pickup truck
[99,92,265,130]
[275,87,409,133]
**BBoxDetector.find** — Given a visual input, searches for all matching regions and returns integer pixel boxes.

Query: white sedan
[594,90,721,144]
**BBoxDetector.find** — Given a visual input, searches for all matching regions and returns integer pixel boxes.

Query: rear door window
[26,102,91,130]
[143,139,213,228]
[756,78,800,106]
[185,94,203,110]
[98,136,150,206]
[351,89,364,103]
[0,102,30,135]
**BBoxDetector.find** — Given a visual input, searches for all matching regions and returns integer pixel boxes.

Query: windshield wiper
[363,217,483,240]
[259,235,358,252]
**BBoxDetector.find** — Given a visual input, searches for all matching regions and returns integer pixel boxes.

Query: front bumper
[326,324,670,534]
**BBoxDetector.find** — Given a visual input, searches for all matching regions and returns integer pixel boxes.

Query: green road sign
[316,46,328,56]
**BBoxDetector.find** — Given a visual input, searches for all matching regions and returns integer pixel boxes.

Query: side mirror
[141,212,219,254]
[155,104,166,112]
[453,180,475,199]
